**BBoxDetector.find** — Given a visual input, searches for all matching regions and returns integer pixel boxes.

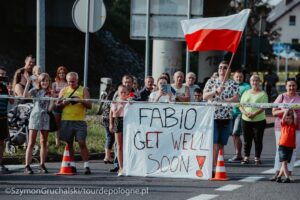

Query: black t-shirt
[139,87,151,101]
[0,83,9,116]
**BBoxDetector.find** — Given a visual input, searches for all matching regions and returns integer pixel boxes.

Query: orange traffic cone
[211,149,229,181]
[56,145,75,175]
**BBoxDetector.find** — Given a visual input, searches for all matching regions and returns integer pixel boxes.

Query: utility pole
[242,0,248,68]
[37,0,46,71]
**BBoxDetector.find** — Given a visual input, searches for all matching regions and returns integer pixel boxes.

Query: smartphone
[161,84,171,94]
[0,76,9,83]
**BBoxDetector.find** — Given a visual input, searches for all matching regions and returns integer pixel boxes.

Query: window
[292,39,299,44]
[289,15,296,26]
[286,0,292,5]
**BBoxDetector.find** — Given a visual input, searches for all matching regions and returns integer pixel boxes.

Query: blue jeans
[213,119,232,145]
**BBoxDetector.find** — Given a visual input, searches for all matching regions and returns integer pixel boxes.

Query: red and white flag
[181,9,251,53]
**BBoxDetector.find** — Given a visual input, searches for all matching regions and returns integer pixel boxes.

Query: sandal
[254,158,262,165]
[228,155,243,163]
[39,164,49,173]
[103,159,114,164]
[24,165,34,174]
[241,158,250,164]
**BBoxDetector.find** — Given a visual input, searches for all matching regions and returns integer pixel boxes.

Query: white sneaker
[117,169,123,177]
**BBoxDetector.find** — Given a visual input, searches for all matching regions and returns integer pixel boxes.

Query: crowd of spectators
[0,57,298,183]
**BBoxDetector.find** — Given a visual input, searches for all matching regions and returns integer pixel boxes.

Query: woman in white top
[149,76,174,102]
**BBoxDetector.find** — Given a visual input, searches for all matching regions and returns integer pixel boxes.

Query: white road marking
[187,194,219,200]
[261,168,276,174]
[239,176,264,182]
[215,184,243,191]
[6,164,38,170]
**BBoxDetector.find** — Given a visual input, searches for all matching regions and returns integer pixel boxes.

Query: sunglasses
[286,78,296,81]
[218,65,228,70]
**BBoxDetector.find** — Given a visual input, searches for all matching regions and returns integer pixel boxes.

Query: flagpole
[145,0,150,78]
[222,53,235,85]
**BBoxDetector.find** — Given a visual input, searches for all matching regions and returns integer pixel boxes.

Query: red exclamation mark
[196,156,206,177]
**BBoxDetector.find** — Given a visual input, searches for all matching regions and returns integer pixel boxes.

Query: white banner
[123,103,214,179]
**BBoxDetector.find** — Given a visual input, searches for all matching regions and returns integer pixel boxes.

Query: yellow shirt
[240,90,268,122]
[61,86,85,121]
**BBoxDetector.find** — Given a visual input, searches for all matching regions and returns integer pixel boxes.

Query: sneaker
[117,169,123,177]
[269,175,278,181]
[228,156,243,163]
[39,164,48,174]
[84,167,91,175]
[282,178,291,183]
[109,167,119,173]
[0,164,9,174]
[289,176,294,182]
[24,165,34,175]
[276,177,282,183]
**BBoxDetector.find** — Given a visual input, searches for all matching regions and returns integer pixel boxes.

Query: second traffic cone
[56,145,75,175]
[211,149,229,181]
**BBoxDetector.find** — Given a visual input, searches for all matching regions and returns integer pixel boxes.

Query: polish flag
[181,9,251,53]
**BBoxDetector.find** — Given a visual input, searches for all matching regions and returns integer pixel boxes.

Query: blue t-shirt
[233,82,251,116]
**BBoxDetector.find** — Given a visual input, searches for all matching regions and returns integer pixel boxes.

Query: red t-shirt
[279,122,296,148]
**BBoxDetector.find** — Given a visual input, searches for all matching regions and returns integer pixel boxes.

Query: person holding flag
[203,61,239,176]
[181,9,250,177]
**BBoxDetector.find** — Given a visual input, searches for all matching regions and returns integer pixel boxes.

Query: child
[31,65,42,88]
[276,109,297,183]
[109,85,128,176]
[23,73,54,174]
[194,88,203,102]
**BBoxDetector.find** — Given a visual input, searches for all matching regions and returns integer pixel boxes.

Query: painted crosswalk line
[215,184,243,191]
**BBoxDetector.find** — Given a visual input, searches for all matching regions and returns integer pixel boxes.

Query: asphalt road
[1,116,300,200]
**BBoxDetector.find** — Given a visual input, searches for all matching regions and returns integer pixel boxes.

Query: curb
[3,153,105,165]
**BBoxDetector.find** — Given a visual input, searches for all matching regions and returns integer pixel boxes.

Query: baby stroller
[5,103,39,155]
